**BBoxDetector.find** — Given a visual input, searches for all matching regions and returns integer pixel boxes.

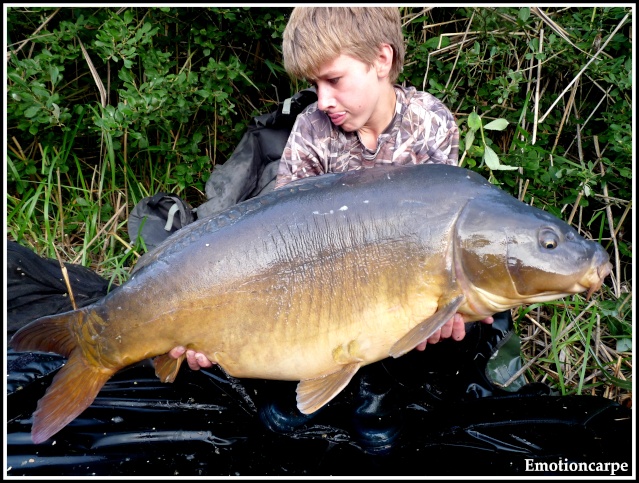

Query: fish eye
[539,228,559,250]
[544,239,557,249]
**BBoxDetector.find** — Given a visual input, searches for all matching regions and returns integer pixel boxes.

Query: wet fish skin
[10,164,611,443]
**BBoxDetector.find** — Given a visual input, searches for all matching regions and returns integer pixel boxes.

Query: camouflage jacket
[274,85,459,189]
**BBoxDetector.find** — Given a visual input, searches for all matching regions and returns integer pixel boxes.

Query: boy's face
[308,50,393,134]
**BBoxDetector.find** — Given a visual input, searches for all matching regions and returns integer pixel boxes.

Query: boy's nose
[316,87,336,112]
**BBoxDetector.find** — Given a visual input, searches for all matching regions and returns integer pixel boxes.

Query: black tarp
[5,347,632,477]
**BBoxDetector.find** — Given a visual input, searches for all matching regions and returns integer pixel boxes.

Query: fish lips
[585,258,613,300]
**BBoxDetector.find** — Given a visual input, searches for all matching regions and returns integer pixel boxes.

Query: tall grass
[7,105,152,287]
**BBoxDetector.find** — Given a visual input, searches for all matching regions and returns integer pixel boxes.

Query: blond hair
[282,7,405,83]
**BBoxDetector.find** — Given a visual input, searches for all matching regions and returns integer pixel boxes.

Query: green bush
[7,7,292,200]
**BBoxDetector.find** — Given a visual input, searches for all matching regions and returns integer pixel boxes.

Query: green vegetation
[5,7,632,406]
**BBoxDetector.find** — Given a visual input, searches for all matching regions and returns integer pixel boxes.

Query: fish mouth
[585,261,613,299]
[475,259,613,310]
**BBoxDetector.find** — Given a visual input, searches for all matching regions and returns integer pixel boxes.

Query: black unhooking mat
[5,242,633,477]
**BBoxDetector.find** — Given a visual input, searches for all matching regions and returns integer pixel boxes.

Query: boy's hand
[413,313,494,351]
[168,346,215,370]
[168,314,495,370]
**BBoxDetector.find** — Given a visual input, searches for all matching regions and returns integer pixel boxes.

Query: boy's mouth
[328,112,347,126]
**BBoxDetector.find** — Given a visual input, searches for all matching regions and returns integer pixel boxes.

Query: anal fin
[296,362,362,414]
[389,295,464,358]
[153,353,186,383]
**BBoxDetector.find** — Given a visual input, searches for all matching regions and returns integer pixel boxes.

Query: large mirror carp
[11,164,612,444]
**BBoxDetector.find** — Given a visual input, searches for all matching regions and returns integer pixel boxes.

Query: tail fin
[30,352,114,443]
[10,312,115,444]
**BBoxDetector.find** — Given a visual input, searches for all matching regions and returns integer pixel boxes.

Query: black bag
[127,192,196,252]
[197,88,317,219]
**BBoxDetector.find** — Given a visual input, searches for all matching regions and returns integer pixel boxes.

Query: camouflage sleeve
[441,106,460,166]
[415,94,459,166]
[435,118,459,166]
[274,107,331,189]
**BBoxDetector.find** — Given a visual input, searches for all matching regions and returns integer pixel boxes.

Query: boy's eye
[328,78,340,85]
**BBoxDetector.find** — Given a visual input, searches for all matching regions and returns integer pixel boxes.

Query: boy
[274,7,458,187]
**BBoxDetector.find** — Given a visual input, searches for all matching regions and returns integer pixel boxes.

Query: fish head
[454,192,612,313]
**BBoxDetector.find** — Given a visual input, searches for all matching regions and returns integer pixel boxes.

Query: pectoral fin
[296,362,362,414]
[389,295,464,358]
[153,353,186,383]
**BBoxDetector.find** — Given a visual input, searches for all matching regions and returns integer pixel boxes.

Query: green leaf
[32,87,50,98]
[119,105,134,116]
[24,105,41,118]
[424,35,450,50]
[616,338,632,352]
[484,145,519,171]
[496,164,519,171]
[428,78,444,92]
[7,71,27,86]
[483,118,509,131]
[518,7,530,22]
[464,129,475,151]
[467,111,481,131]
[483,144,501,170]
[213,91,228,102]
[49,65,60,86]
[51,102,60,120]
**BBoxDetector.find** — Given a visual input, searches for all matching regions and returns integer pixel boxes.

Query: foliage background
[4,7,633,404]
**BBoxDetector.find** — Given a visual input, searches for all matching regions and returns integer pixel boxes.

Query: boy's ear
[374,43,394,79]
